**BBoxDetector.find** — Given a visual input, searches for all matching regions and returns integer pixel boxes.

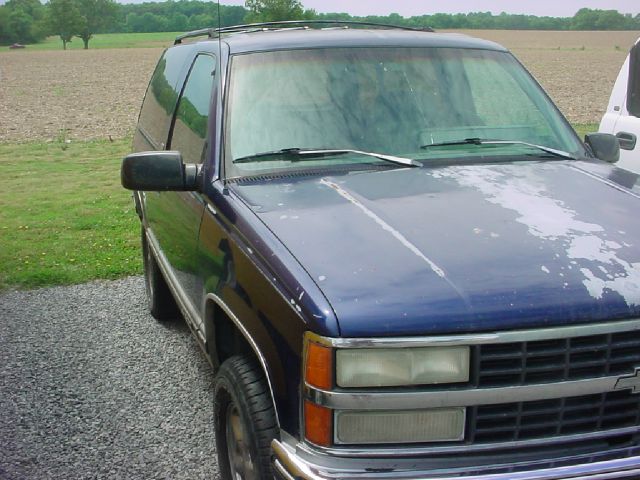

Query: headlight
[336,346,470,387]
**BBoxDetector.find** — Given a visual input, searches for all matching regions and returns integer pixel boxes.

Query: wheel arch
[204,293,281,430]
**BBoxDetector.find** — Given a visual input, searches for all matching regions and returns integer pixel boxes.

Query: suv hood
[231,161,640,337]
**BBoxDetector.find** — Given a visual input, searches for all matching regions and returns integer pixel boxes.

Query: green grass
[0,138,142,290]
[20,32,180,51]
[573,123,599,139]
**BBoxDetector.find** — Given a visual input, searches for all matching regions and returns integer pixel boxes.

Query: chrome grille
[469,390,640,444]
[466,327,640,446]
[475,329,640,388]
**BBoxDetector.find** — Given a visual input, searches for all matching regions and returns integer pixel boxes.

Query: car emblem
[615,368,640,394]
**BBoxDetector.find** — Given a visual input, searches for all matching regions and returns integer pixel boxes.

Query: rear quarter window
[133,47,190,151]
[168,54,217,165]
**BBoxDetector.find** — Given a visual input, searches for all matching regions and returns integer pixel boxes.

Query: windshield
[225,47,585,178]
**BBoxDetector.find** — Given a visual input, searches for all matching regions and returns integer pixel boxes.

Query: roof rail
[174,20,434,45]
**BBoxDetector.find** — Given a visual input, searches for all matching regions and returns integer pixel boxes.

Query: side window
[134,47,188,151]
[169,54,217,164]
[628,43,640,118]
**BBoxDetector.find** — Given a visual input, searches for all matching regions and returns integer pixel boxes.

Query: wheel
[214,356,278,480]
[141,227,178,320]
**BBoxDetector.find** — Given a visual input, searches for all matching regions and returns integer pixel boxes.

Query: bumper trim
[272,439,640,480]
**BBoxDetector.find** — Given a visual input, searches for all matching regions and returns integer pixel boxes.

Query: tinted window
[628,43,640,118]
[169,54,216,164]
[134,47,189,151]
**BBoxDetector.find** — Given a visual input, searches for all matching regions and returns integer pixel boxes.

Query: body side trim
[146,228,205,345]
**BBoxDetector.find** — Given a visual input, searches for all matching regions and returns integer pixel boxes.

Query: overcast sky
[220,0,640,17]
[3,0,638,16]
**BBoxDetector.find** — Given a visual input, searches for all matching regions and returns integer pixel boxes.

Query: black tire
[141,227,179,321]
[214,356,279,480]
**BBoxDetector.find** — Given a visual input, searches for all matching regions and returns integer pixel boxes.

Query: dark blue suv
[121,21,640,480]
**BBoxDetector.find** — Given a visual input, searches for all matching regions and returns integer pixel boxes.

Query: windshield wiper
[420,138,576,160]
[232,148,421,168]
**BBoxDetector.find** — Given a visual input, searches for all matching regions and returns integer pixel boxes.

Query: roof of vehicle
[189,28,509,55]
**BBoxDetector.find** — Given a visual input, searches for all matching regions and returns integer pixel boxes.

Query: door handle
[616,132,637,151]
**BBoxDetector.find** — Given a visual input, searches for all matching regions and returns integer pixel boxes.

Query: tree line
[1,0,639,49]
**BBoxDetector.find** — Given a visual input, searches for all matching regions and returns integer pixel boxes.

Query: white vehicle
[599,37,640,173]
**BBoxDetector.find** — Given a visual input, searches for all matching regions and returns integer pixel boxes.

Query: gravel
[0,276,220,479]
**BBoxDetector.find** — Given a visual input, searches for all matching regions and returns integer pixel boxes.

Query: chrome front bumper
[272,439,640,480]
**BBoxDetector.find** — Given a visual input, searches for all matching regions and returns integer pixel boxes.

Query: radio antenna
[216,0,223,177]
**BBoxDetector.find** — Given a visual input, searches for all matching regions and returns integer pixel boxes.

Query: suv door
[145,53,217,332]
[616,42,640,171]
[602,41,640,173]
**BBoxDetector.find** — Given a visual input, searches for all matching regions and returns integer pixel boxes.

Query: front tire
[141,227,178,320]
[214,356,278,480]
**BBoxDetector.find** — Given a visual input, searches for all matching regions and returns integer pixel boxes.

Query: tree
[48,0,83,49]
[0,8,10,44]
[1,0,47,43]
[188,13,214,30]
[167,12,188,31]
[595,10,627,30]
[124,12,142,32]
[244,0,305,23]
[5,0,45,20]
[7,10,32,41]
[571,8,599,30]
[220,5,248,27]
[75,0,118,49]
[139,12,168,32]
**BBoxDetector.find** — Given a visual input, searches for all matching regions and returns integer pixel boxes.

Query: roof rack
[174,20,434,45]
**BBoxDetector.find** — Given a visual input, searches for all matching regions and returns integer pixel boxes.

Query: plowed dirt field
[0,30,637,142]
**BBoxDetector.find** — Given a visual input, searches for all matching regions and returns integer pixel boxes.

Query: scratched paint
[438,165,640,305]
[319,178,446,279]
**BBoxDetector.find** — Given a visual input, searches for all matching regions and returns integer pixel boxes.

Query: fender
[204,293,281,429]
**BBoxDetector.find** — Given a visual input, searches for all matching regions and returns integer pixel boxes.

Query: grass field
[0,138,141,289]
[22,32,180,50]
[574,123,599,139]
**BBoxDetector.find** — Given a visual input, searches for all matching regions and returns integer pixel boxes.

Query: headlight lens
[336,346,470,387]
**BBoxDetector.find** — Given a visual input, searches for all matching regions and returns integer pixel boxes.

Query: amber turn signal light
[304,400,332,446]
[305,341,333,390]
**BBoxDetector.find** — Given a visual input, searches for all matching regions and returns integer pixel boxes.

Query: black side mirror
[121,151,200,191]
[584,133,620,164]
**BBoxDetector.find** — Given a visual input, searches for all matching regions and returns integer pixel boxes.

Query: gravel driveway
[0,276,220,479]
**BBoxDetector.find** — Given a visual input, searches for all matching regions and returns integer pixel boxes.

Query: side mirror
[121,151,200,191]
[584,133,620,164]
